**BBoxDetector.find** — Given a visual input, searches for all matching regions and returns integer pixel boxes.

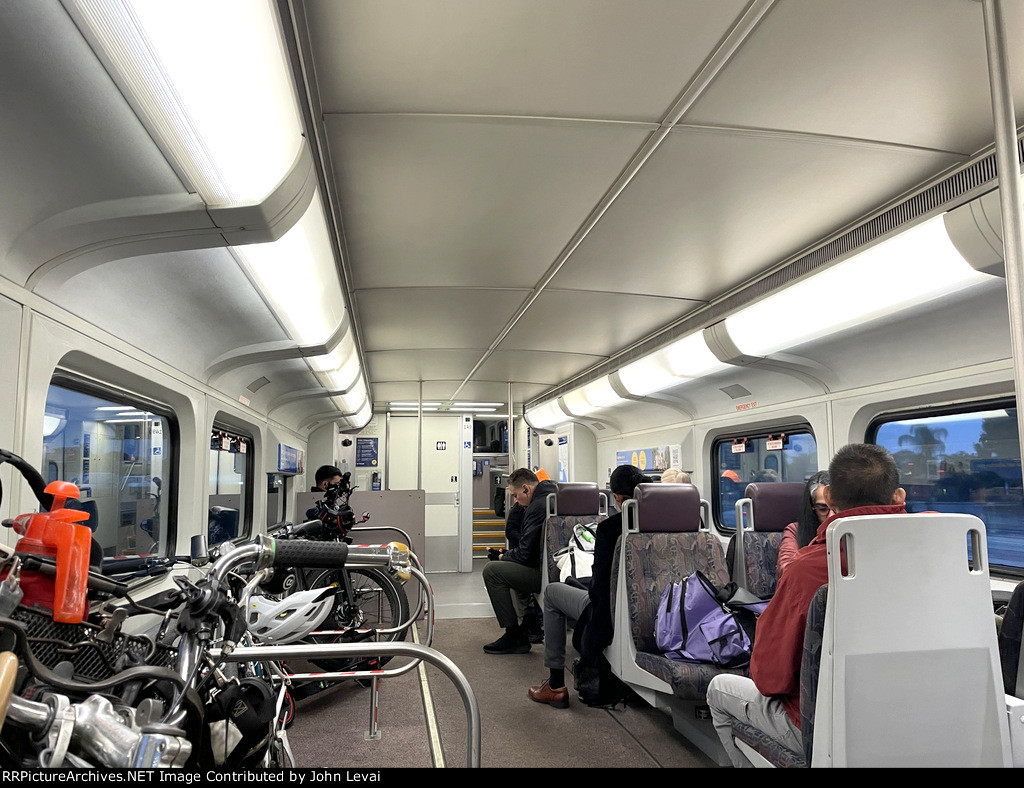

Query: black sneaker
[522,619,544,644]
[483,629,531,654]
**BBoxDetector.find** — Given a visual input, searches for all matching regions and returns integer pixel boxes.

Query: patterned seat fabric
[623,530,746,699]
[742,531,785,598]
[729,584,828,767]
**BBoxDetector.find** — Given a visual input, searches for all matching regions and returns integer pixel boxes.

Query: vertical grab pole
[981,0,1024,468]
[366,673,381,740]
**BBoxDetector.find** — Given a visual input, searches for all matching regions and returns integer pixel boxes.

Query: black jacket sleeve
[505,502,524,550]
[503,480,557,567]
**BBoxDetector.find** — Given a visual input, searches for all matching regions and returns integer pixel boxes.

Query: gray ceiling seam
[449,0,779,402]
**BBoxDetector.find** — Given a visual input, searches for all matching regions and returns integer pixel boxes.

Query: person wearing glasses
[775,471,832,580]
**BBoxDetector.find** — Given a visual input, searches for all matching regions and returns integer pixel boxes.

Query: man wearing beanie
[482,468,558,654]
[528,464,650,707]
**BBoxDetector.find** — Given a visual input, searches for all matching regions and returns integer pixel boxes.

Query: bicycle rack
[349,524,428,620]
[275,560,435,739]
[211,641,481,768]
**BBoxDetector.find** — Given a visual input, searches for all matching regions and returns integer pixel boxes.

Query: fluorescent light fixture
[43,412,66,438]
[331,378,367,414]
[448,407,496,412]
[71,0,303,206]
[390,402,441,408]
[457,402,505,408]
[235,196,347,346]
[525,400,568,430]
[347,402,373,430]
[619,333,728,396]
[725,216,992,357]
[389,406,439,412]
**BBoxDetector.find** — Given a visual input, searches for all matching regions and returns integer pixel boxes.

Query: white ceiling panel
[356,288,527,351]
[550,128,963,300]
[687,0,1024,155]
[474,349,615,389]
[325,114,652,289]
[304,0,750,121]
[500,289,712,357]
[366,349,487,384]
[0,2,184,273]
[44,249,288,382]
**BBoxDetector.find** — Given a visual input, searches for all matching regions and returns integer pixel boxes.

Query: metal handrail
[211,641,481,768]
[349,524,426,615]
[304,564,434,679]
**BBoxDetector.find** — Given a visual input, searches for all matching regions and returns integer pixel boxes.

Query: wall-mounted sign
[615,444,682,471]
[436,441,447,451]
[356,437,379,467]
[277,444,304,475]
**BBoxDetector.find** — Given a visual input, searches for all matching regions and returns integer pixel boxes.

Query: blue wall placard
[356,437,379,467]
[277,444,304,474]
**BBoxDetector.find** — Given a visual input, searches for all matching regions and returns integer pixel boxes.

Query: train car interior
[2,0,1024,770]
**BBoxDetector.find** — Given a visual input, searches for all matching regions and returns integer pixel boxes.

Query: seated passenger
[481,468,557,654]
[775,470,832,580]
[311,464,342,492]
[660,467,691,484]
[706,444,906,767]
[527,465,651,707]
[492,497,543,643]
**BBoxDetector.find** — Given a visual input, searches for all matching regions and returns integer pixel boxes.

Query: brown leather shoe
[528,679,569,708]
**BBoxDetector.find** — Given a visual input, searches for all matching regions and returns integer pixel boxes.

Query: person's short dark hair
[508,468,539,488]
[609,465,652,498]
[828,444,899,511]
[315,465,343,488]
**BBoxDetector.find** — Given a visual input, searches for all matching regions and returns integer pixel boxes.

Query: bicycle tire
[304,567,411,673]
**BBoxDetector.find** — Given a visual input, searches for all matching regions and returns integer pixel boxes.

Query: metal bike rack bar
[211,641,481,768]
[350,526,427,616]
[309,564,434,660]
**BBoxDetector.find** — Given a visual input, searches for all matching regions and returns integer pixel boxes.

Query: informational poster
[277,444,304,474]
[356,437,379,467]
[558,435,569,483]
[615,444,682,472]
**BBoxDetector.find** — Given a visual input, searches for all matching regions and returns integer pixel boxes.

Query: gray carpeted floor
[288,613,718,769]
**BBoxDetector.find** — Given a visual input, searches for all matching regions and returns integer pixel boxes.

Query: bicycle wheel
[304,567,411,672]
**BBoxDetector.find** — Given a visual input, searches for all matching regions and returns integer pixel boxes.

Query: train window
[870,402,1024,574]
[713,429,818,529]
[209,425,253,546]
[42,379,175,565]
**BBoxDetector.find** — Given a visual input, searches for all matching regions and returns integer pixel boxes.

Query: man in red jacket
[706,443,907,767]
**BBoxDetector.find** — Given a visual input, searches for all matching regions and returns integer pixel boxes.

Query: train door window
[42,378,175,565]
[712,429,818,529]
[209,426,253,546]
[870,402,1024,574]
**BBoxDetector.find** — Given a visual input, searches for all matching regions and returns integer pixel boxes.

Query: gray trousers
[482,560,541,629]
[542,581,591,669]
[705,673,803,768]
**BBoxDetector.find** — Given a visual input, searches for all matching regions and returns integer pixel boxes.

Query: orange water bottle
[10,481,91,623]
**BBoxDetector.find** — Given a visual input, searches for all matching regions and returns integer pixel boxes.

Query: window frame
[46,370,179,562]
[209,421,255,545]
[710,422,818,532]
[867,396,1023,579]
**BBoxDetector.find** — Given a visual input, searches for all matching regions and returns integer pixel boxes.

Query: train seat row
[537,480,1021,767]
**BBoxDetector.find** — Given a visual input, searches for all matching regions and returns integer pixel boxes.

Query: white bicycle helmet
[246,586,337,644]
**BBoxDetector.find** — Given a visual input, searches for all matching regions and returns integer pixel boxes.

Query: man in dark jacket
[482,468,557,654]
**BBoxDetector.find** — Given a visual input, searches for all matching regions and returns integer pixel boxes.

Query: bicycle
[262,472,412,673]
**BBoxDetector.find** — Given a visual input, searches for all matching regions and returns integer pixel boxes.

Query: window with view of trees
[872,403,1024,573]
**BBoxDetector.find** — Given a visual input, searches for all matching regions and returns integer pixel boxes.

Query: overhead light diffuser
[725,216,992,357]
